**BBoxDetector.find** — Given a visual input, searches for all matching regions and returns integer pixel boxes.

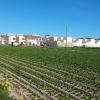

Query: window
[22,38,25,40]
[13,38,16,40]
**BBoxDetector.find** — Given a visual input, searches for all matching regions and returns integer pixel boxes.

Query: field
[0,46,100,100]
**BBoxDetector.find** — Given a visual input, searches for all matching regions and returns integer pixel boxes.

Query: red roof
[25,35,41,40]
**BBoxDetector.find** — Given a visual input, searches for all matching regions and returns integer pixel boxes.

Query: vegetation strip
[0,67,56,100]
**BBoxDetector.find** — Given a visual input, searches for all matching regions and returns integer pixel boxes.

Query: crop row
[0,54,99,94]
[0,67,55,100]
[0,58,81,100]
[2,54,100,83]
[0,55,99,99]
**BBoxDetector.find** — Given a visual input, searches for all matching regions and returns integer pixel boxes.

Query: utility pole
[65,24,67,47]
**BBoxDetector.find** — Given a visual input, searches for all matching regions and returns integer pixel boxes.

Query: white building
[73,39,83,47]
[73,38,100,48]
[95,40,100,47]
[8,35,16,44]
[17,35,26,45]
[57,37,73,47]
[54,37,58,41]
[0,37,5,45]
[85,39,96,47]
[0,35,8,45]
[5,34,26,45]
[25,35,41,46]
[0,33,100,48]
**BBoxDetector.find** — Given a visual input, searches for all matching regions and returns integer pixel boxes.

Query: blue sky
[0,0,100,38]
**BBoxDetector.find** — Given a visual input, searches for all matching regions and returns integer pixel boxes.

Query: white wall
[8,35,16,44]
[60,37,63,40]
[95,40,100,47]
[73,38,100,47]
[26,40,40,46]
[85,39,100,47]
[18,35,26,44]
[54,37,58,41]
[57,37,73,47]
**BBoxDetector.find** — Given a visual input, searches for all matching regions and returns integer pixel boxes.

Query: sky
[0,0,100,38]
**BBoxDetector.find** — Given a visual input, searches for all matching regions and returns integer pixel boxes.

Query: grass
[0,46,100,72]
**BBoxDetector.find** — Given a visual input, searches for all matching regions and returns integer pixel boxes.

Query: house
[57,37,73,47]
[5,34,26,46]
[25,35,41,46]
[85,39,96,47]
[73,38,100,48]
[0,34,8,45]
[45,37,57,47]
[16,34,26,45]
[0,35,5,45]
[73,38,83,47]
[95,39,100,47]
[8,34,16,45]
[54,37,58,41]
[42,35,57,47]
[85,39,100,47]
